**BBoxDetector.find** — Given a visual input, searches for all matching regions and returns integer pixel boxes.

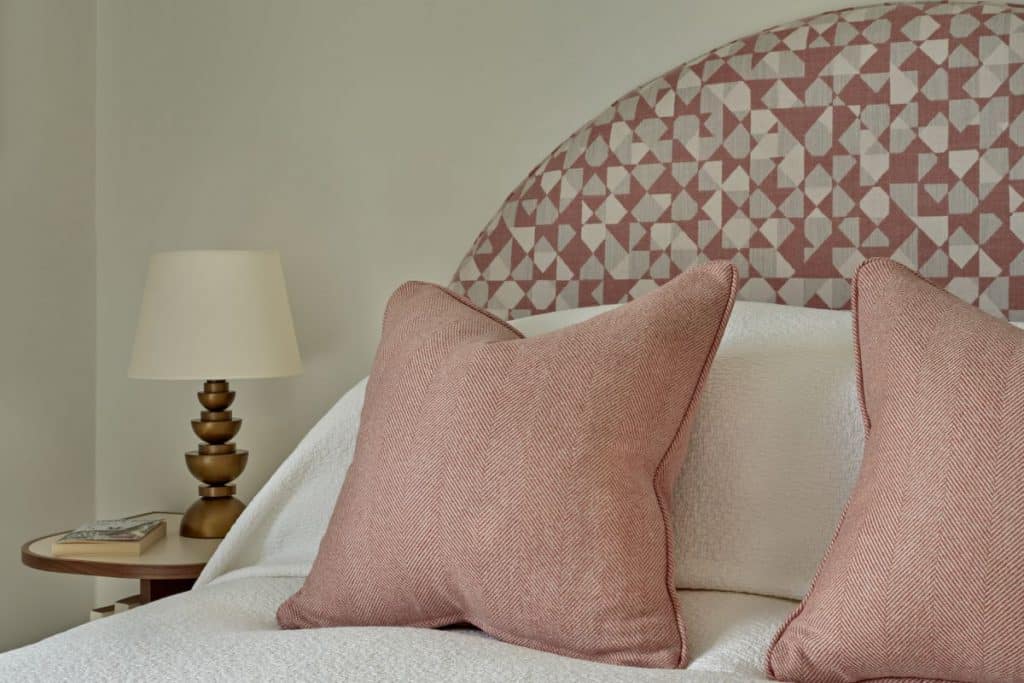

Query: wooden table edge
[20,511,208,581]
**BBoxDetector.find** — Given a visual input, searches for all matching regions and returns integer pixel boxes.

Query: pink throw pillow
[767,258,1024,683]
[278,262,737,668]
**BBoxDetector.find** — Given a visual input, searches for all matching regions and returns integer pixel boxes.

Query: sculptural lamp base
[181,494,246,538]
[181,380,249,539]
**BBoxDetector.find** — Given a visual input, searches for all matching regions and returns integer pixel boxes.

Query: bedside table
[21,511,220,606]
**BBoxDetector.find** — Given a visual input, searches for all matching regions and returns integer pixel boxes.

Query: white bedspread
[6,301,850,680]
[1,576,791,681]
[0,377,793,681]
[197,377,370,588]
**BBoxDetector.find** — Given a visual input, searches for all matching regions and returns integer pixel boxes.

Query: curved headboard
[451,2,1024,320]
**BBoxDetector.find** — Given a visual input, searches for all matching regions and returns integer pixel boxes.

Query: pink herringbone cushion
[767,258,1024,683]
[277,262,737,668]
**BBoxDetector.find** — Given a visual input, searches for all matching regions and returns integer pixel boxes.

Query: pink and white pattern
[451,2,1024,320]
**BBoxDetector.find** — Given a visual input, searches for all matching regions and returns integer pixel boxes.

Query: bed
[0,369,812,683]
[5,2,1024,680]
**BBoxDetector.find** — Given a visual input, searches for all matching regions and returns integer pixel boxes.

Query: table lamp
[129,250,302,538]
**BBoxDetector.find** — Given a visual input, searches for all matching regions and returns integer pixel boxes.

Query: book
[114,594,142,613]
[52,518,166,557]
[89,604,116,621]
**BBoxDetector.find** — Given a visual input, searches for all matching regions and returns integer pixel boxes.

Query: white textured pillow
[512,300,863,601]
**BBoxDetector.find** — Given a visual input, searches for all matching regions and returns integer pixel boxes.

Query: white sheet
[1,576,793,681]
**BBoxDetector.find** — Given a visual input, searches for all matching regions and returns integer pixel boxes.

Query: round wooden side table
[21,511,221,604]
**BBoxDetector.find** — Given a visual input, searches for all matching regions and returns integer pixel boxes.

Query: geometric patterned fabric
[451,2,1024,320]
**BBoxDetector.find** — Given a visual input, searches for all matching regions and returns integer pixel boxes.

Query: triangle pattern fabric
[450,3,1024,322]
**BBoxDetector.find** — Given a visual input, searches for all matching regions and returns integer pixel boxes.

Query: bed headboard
[450,2,1024,320]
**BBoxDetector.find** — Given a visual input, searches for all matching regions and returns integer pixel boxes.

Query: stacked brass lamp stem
[181,380,248,538]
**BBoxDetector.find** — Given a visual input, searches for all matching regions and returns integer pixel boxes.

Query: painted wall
[92,0,895,602]
[0,0,96,650]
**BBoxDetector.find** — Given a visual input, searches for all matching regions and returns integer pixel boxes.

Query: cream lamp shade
[129,250,302,380]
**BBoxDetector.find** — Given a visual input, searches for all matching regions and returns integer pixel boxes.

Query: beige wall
[0,1,96,650]
[92,0,879,602]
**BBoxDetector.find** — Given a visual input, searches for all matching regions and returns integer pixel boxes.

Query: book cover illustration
[57,519,163,544]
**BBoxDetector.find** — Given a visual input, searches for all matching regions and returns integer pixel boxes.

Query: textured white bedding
[1,300,857,680]
[516,300,864,601]
[197,301,864,601]
[1,576,793,681]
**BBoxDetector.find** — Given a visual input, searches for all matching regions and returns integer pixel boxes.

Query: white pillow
[511,300,863,601]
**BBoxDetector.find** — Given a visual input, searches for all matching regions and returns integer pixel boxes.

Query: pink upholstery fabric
[278,262,737,668]
[767,258,1024,683]
[450,3,1024,322]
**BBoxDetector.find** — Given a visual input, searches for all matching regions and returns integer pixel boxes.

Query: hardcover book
[52,518,166,556]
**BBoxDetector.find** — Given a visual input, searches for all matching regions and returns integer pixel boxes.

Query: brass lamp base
[181,380,248,539]
[181,489,247,538]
